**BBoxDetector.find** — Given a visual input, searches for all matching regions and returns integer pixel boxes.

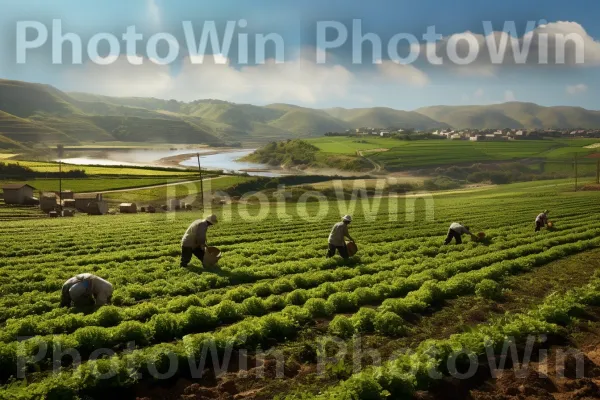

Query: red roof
[585,153,600,159]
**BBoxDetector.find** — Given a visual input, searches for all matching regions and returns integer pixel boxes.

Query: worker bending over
[535,210,550,232]
[181,214,218,268]
[60,273,113,308]
[327,215,355,259]
[444,222,476,245]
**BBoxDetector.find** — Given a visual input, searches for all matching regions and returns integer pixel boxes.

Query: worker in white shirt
[444,222,476,245]
[60,273,113,308]
[327,215,355,259]
[535,210,550,232]
[180,214,218,268]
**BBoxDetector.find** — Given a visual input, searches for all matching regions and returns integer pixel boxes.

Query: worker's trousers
[327,243,349,259]
[535,220,543,232]
[444,229,462,245]
[181,246,205,267]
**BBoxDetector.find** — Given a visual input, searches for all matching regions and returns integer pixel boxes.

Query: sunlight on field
[1,181,600,398]
[307,137,404,154]
[2,159,197,176]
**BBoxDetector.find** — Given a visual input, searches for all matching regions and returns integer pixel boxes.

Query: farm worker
[444,222,476,245]
[327,215,355,259]
[535,210,550,232]
[60,273,113,308]
[181,214,218,268]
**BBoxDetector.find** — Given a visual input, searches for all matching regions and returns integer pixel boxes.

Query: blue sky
[0,0,599,110]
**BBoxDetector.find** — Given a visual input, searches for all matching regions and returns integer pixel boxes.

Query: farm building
[1,184,36,205]
[170,199,181,210]
[55,190,74,200]
[119,203,137,213]
[74,193,107,215]
[63,199,76,209]
[40,192,58,213]
[86,201,109,215]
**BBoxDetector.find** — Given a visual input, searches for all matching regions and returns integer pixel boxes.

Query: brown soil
[130,250,600,400]
[417,308,600,400]
[581,185,600,191]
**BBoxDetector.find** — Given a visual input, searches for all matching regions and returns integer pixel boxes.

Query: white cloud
[504,90,516,101]
[418,20,600,76]
[60,46,430,105]
[61,48,371,105]
[65,56,173,98]
[566,83,588,95]
[147,0,161,26]
[376,61,429,87]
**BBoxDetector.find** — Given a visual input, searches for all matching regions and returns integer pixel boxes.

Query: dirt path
[357,150,383,173]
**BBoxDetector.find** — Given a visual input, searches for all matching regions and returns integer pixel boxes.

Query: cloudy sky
[0,0,599,110]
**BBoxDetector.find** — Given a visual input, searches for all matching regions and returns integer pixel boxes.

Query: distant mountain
[325,107,451,130]
[0,80,223,147]
[2,78,600,150]
[416,102,600,129]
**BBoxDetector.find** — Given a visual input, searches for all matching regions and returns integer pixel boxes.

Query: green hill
[0,110,75,145]
[417,102,600,129]
[325,107,450,130]
[268,109,350,135]
[0,79,223,146]
[3,78,600,150]
[0,80,81,118]
[85,115,221,144]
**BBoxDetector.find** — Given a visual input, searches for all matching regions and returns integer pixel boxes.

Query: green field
[1,181,600,398]
[307,137,405,154]
[0,177,196,194]
[305,137,600,173]
[1,160,198,176]
[102,175,254,204]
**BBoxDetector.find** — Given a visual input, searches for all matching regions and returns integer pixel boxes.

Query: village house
[1,184,36,205]
[74,193,108,215]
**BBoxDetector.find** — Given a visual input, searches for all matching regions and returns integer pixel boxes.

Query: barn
[1,184,36,205]
[119,203,137,213]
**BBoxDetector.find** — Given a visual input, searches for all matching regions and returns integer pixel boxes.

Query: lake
[58,148,284,177]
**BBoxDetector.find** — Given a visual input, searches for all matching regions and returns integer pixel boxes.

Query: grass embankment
[243,140,372,172]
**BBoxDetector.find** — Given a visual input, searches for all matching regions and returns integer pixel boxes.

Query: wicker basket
[203,246,222,266]
[346,241,358,257]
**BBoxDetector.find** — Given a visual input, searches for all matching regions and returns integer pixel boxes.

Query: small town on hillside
[326,127,600,140]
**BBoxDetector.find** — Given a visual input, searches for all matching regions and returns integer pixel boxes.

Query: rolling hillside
[417,102,600,129]
[326,107,451,130]
[2,78,600,150]
[0,79,223,147]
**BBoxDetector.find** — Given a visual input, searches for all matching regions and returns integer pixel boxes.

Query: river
[58,148,284,177]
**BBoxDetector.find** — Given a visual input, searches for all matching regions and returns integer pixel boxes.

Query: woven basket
[203,246,222,266]
[346,241,358,257]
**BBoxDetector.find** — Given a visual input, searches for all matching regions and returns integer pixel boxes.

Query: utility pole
[196,153,204,210]
[57,145,64,211]
[574,153,578,191]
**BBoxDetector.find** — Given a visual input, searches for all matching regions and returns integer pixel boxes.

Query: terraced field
[0,182,599,399]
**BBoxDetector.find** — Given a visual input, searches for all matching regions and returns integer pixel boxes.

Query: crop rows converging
[0,188,599,398]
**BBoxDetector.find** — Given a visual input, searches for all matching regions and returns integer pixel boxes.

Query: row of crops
[0,186,599,398]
